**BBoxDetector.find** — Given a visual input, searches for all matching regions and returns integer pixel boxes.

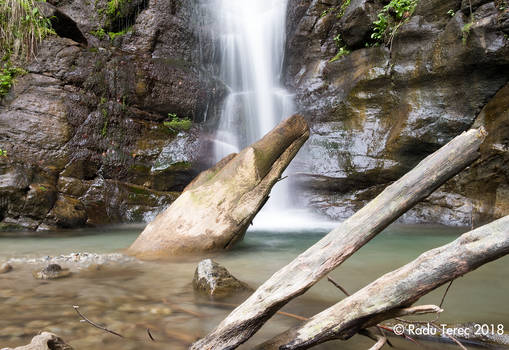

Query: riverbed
[0,224,508,349]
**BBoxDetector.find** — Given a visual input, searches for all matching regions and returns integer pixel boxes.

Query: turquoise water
[0,224,507,349]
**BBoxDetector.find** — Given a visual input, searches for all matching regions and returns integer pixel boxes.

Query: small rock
[2,331,73,349]
[192,259,251,298]
[33,264,71,280]
[0,263,13,274]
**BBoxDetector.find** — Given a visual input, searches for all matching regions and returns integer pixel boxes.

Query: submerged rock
[33,264,71,280]
[0,262,13,274]
[192,259,250,298]
[127,115,310,258]
[3,332,73,350]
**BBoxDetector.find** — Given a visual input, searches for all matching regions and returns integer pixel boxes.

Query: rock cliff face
[0,0,222,230]
[285,0,509,226]
[2,0,508,231]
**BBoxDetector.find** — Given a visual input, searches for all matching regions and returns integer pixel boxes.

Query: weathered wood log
[256,215,509,349]
[190,127,487,350]
[127,114,309,259]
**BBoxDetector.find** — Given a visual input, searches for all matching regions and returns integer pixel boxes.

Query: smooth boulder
[193,259,251,298]
[127,114,310,258]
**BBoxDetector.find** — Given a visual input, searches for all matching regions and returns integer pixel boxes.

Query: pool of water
[0,224,508,349]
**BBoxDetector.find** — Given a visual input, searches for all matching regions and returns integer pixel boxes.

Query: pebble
[33,264,72,280]
[0,263,13,274]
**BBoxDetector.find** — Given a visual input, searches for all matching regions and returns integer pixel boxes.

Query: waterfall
[211,0,294,162]
[205,0,336,231]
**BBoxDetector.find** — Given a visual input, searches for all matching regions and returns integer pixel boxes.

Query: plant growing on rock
[0,65,26,97]
[371,0,418,46]
[0,0,54,61]
[0,148,7,157]
[330,33,351,62]
[163,113,192,132]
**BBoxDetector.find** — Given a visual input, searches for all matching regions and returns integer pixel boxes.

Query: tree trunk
[190,127,487,350]
[256,215,509,349]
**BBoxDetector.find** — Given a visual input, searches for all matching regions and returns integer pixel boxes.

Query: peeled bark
[190,127,487,350]
[257,215,509,349]
[127,114,309,259]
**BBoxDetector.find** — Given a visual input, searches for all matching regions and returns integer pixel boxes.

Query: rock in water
[127,114,309,258]
[3,332,73,350]
[193,259,250,298]
[0,263,13,274]
[33,264,71,280]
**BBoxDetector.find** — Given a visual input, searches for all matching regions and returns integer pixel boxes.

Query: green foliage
[337,0,351,19]
[163,113,192,132]
[371,12,389,41]
[330,46,351,62]
[330,33,351,62]
[321,7,335,18]
[91,28,106,40]
[447,9,455,17]
[462,19,474,45]
[0,148,7,157]
[108,27,130,40]
[0,0,54,62]
[0,65,26,97]
[106,0,127,17]
[371,0,418,44]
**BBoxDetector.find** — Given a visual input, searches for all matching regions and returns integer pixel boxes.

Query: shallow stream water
[0,224,508,349]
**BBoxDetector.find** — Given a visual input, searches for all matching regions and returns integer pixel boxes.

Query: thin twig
[439,280,454,308]
[147,328,156,342]
[72,305,124,338]
[430,322,468,350]
[276,175,288,183]
[327,276,350,296]
[368,334,387,350]
[377,325,421,346]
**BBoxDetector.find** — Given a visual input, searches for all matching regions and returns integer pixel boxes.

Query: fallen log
[127,114,309,259]
[256,215,509,349]
[190,127,487,349]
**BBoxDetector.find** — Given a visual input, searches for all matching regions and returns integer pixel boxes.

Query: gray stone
[0,263,13,274]
[192,259,251,298]
[33,264,71,280]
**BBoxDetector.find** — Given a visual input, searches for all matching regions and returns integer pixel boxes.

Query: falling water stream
[209,0,336,231]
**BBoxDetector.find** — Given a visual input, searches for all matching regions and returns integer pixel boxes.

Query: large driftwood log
[127,114,309,259]
[257,215,509,349]
[190,127,487,349]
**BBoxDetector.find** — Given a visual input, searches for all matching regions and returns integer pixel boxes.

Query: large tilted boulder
[3,332,73,350]
[127,114,310,258]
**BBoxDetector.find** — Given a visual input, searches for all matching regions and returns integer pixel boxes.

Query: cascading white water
[208,0,337,231]
[212,0,294,162]
[211,0,295,213]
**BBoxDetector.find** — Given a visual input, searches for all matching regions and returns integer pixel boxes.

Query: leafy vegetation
[462,19,474,45]
[371,0,418,44]
[108,27,131,40]
[0,148,7,157]
[0,0,54,61]
[163,113,192,132]
[91,28,106,40]
[447,9,455,17]
[330,34,351,62]
[0,0,53,97]
[0,65,26,97]
[320,0,351,20]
